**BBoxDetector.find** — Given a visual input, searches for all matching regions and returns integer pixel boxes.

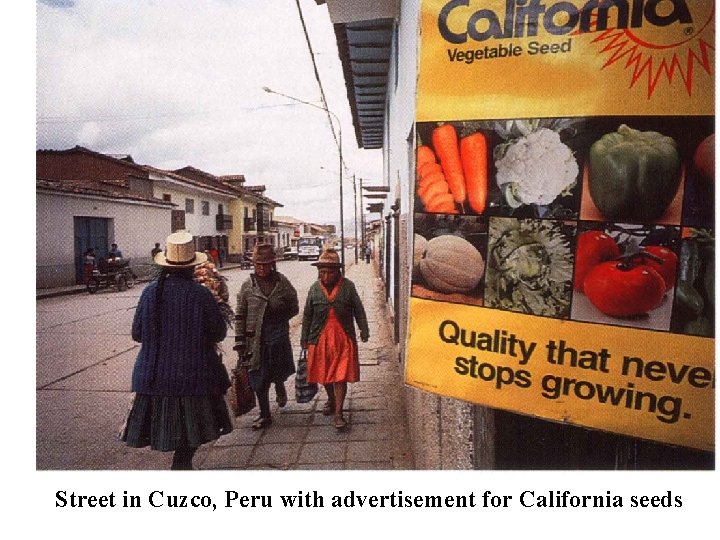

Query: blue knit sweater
[131,274,230,396]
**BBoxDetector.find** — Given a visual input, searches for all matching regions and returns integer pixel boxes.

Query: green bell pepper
[588,124,681,221]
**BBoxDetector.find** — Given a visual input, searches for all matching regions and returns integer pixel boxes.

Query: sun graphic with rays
[578,0,714,98]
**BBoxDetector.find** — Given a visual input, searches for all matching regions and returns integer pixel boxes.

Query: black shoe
[276,384,287,408]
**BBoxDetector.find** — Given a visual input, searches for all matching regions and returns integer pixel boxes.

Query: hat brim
[311,261,343,268]
[154,251,208,268]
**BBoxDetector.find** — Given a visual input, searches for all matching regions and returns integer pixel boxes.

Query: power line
[36,102,299,125]
[294,0,341,155]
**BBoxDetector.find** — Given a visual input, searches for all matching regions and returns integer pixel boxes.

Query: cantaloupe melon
[413,234,428,281]
[419,235,484,293]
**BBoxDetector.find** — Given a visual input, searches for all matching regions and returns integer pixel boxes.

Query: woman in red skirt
[301,248,369,430]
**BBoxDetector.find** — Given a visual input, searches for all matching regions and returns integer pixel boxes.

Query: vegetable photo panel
[682,132,715,228]
[484,217,575,318]
[578,116,713,226]
[670,228,714,338]
[486,118,584,220]
[411,214,488,306]
[571,223,681,332]
[415,122,490,215]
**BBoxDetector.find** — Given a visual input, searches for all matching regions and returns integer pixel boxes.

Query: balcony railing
[244,217,256,231]
[215,214,233,231]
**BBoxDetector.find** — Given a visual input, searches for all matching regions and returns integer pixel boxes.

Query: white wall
[382,1,419,313]
[36,191,171,288]
[387,1,476,469]
[152,184,234,239]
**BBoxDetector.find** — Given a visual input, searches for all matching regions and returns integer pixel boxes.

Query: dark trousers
[255,382,272,419]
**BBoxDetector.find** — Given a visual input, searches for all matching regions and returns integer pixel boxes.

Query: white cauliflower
[495,127,578,207]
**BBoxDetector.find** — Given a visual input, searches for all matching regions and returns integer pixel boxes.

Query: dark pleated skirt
[249,335,296,392]
[121,394,233,452]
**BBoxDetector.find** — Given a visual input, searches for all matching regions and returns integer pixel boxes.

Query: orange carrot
[419,180,450,202]
[460,132,488,214]
[432,124,466,204]
[418,161,443,180]
[417,145,436,169]
[425,192,458,214]
[418,170,447,189]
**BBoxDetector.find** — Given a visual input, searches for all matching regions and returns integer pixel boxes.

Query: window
[244,207,249,218]
[185,198,194,214]
[218,204,224,215]
[162,193,171,202]
[201,201,210,215]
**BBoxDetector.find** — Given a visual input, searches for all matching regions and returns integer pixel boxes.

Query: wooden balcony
[215,214,233,231]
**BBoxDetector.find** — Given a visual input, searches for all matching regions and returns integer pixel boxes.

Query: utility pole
[353,174,358,264]
[359,176,364,249]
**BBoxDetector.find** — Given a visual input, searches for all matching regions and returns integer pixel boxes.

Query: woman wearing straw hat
[301,248,369,430]
[121,231,233,470]
[235,243,299,430]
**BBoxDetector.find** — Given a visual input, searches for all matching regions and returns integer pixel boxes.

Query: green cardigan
[235,272,299,371]
[301,278,369,346]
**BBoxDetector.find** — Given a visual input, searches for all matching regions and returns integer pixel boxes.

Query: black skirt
[249,334,296,391]
[121,394,232,452]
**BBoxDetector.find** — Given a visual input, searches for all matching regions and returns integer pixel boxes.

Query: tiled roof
[273,215,305,224]
[143,165,238,197]
[37,178,174,206]
[37,145,148,175]
[174,166,283,208]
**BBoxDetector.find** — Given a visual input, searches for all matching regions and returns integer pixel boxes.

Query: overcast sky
[36,0,383,226]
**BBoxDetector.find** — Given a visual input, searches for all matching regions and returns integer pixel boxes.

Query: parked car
[283,246,298,260]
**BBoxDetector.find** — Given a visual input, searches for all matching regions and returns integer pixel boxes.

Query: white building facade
[37,186,171,288]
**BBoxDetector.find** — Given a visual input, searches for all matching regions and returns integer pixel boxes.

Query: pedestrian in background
[121,231,232,470]
[301,248,369,430]
[108,242,123,259]
[235,243,299,430]
[209,246,220,267]
[364,244,372,263]
[82,248,96,284]
[151,242,162,260]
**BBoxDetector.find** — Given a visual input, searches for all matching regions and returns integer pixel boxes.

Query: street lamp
[262,86,345,270]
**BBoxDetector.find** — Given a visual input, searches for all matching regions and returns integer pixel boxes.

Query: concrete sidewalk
[197,259,414,470]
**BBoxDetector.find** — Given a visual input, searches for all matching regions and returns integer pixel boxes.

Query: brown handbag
[228,362,255,416]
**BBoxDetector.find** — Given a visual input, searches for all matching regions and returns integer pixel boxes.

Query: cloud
[38,0,75,7]
[36,0,383,224]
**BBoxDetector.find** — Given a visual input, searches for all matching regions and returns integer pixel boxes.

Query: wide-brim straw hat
[252,243,277,264]
[312,248,342,268]
[154,231,207,268]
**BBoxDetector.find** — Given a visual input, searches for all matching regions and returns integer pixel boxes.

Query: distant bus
[297,235,324,261]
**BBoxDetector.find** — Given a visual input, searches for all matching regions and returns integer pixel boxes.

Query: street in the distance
[36,255,413,470]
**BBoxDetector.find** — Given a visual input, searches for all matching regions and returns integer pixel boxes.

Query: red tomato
[693,134,714,181]
[641,245,678,291]
[583,260,666,317]
[573,230,621,292]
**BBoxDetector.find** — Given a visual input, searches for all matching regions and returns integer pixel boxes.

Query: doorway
[73,217,109,283]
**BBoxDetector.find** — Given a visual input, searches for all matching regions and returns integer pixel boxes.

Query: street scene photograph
[27,1,717,537]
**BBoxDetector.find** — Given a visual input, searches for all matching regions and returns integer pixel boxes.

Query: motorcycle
[87,258,136,293]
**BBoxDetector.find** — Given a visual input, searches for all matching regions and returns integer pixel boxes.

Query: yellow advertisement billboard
[408,0,715,451]
[417,0,715,120]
